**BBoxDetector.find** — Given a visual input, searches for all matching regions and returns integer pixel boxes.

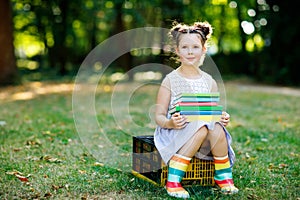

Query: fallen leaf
[41,155,62,163]
[279,163,288,169]
[6,170,30,182]
[13,147,22,152]
[42,130,56,136]
[6,170,23,175]
[44,192,52,198]
[94,162,104,167]
[48,158,62,163]
[52,184,64,190]
[78,170,86,174]
[25,138,42,148]
[15,174,29,182]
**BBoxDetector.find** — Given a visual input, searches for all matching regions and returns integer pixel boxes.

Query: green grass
[0,81,299,199]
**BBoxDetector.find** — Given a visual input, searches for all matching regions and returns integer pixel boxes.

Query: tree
[9,0,300,85]
[263,0,300,85]
[110,0,133,79]
[0,0,17,85]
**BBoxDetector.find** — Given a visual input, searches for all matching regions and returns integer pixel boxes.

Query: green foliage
[9,0,300,84]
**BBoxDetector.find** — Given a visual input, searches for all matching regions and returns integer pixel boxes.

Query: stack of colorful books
[169,93,223,122]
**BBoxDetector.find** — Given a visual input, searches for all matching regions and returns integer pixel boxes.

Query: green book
[169,105,223,114]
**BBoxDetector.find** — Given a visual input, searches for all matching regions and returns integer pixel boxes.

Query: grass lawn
[0,80,299,199]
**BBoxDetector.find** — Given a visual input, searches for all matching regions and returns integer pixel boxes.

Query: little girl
[154,21,239,198]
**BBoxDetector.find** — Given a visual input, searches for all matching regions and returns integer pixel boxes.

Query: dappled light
[0,71,163,102]
[233,83,300,97]
[0,82,74,102]
[133,71,162,81]
[241,21,255,35]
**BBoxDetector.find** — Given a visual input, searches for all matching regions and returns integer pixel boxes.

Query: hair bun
[169,22,185,40]
[170,25,181,40]
[193,22,213,39]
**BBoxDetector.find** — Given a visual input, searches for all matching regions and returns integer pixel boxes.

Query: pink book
[175,102,218,106]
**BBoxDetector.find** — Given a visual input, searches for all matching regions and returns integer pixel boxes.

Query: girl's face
[176,33,206,67]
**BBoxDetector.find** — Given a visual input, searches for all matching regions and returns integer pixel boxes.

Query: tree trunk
[0,0,17,85]
[111,1,133,80]
[236,1,247,54]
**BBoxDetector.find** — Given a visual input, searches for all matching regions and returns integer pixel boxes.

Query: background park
[0,0,299,199]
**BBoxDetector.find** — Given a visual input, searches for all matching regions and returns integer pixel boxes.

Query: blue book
[179,110,223,115]
[175,97,220,103]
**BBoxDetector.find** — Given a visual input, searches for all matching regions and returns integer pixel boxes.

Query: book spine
[179,111,223,115]
[186,115,221,122]
[177,102,218,106]
[174,97,220,103]
[176,105,223,111]
[169,105,222,114]
[175,92,220,98]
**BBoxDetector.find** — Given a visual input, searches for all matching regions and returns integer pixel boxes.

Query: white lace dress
[154,69,235,165]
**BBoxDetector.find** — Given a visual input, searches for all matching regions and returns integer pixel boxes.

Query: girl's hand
[170,112,187,129]
[220,111,230,127]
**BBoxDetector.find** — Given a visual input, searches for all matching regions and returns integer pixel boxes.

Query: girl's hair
[169,21,213,47]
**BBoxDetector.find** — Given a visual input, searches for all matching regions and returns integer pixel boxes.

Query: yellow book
[186,115,221,122]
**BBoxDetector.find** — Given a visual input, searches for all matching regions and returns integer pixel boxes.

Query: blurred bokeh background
[1,0,299,86]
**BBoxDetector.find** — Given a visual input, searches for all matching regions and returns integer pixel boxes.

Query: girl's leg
[165,154,191,198]
[208,123,239,194]
[177,125,208,157]
[166,126,208,198]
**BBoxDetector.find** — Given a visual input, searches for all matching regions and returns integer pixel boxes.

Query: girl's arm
[155,77,187,129]
[211,79,218,92]
[211,79,230,127]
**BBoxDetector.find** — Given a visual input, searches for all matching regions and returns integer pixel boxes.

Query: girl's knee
[210,124,226,138]
[201,125,209,132]
[195,126,208,138]
[215,122,223,129]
